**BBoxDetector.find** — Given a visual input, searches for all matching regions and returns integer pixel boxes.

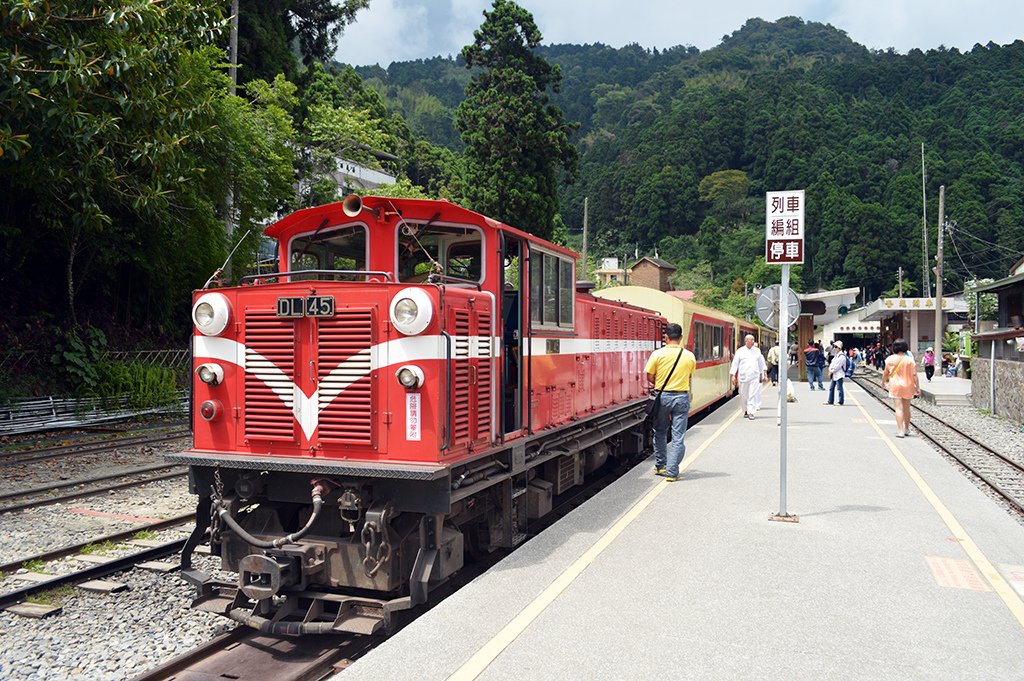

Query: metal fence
[1,348,189,373]
[0,348,191,435]
[0,391,188,436]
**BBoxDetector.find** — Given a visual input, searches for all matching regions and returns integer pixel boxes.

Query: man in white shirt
[731,334,767,419]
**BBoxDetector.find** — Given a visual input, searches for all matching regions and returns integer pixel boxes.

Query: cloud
[334,0,1024,67]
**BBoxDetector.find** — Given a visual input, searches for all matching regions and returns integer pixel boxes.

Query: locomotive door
[500,235,524,436]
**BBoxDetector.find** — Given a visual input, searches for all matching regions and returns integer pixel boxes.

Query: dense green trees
[454,0,577,241]
[360,17,1024,303]
[0,0,450,349]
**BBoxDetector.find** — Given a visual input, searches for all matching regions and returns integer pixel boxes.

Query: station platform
[341,379,1024,680]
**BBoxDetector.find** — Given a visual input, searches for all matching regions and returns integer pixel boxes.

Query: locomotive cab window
[529,249,575,329]
[288,224,367,280]
[397,223,483,284]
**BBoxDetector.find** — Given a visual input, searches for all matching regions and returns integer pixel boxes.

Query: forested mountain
[354,17,1024,303]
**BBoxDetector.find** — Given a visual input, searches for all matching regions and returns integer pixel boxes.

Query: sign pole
[778,263,790,517]
[765,189,801,523]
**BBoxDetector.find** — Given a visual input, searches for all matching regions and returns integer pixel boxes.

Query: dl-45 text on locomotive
[172,195,671,635]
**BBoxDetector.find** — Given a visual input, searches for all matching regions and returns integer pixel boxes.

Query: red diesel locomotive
[171,195,665,634]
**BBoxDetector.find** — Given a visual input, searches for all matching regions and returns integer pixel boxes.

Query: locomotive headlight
[389,287,433,335]
[396,365,424,389]
[196,363,224,386]
[192,293,231,337]
[394,298,418,325]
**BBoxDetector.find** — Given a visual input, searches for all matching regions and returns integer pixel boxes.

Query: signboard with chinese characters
[766,189,805,265]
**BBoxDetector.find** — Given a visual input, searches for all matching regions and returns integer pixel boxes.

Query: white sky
[334,0,1024,67]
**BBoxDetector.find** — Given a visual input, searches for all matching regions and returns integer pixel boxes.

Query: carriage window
[543,254,558,325]
[398,223,482,284]
[289,225,367,280]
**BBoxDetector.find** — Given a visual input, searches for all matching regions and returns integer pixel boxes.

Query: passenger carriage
[591,287,738,412]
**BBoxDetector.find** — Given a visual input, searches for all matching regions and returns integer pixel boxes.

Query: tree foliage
[455,0,578,240]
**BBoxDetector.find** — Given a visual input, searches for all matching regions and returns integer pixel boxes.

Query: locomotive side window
[289,224,367,280]
[529,248,575,330]
[543,254,558,325]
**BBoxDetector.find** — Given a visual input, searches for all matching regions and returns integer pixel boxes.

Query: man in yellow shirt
[643,323,697,481]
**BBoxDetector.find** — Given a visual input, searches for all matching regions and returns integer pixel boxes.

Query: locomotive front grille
[476,312,492,436]
[244,309,296,441]
[317,310,374,445]
[453,310,471,442]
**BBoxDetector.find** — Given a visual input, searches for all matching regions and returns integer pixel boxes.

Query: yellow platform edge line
[850,393,1024,628]
[446,409,743,681]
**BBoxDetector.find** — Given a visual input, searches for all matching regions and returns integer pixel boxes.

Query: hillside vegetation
[356,17,1024,303]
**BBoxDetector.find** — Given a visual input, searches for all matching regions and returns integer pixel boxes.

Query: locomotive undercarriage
[174,402,649,636]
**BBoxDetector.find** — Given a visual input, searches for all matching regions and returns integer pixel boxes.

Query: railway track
[0,429,191,467]
[0,534,189,611]
[0,464,187,514]
[131,627,376,681]
[0,513,194,576]
[852,372,1024,515]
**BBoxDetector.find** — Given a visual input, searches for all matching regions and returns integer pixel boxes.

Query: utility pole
[580,196,588,280]
[921,143,931,296]
[934,185,945,353]
[224,0,240,278]
[897,266,903,298]
[229,0,239,96]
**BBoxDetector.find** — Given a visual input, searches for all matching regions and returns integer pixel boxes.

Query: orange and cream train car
[171,196,666,636]
[592,286,741,411]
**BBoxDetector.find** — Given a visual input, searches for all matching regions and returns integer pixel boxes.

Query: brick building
[627,257,677,292]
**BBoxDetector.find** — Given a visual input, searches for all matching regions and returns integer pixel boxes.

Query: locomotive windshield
[289,224,367,280]
[398,223,483,284]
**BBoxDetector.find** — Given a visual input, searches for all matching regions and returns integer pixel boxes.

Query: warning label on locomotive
[276,296,335,318]
[406,393,421,441]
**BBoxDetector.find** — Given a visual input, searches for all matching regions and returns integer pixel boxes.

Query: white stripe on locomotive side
[193,334,654,440]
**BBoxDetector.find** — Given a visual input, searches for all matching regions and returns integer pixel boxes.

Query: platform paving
[341,379,1024,681]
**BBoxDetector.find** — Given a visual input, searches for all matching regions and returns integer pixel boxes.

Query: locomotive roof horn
[342,193,383,220]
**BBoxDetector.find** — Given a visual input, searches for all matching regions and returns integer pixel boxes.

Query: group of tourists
[643,329,931,481]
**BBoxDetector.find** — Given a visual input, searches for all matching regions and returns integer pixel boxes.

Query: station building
[857,295,969,354]
[970,255,1024,422]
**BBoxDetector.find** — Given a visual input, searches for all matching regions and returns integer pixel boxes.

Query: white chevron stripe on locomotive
[194,334,653,440]
[194,335,498,439]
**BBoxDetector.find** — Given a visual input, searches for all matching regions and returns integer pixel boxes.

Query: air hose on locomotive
[211,479,328,549]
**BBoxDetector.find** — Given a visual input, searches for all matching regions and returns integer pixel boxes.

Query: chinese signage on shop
[766,189,805,265]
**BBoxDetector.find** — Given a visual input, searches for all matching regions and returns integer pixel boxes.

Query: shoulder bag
[645,347,685,426]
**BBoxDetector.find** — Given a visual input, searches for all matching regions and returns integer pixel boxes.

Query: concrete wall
[971,357,1024,424]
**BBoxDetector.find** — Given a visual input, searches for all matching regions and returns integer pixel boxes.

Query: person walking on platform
[731,334,767,419]
[803,341,824,390]
[881,338,921,437]
[644,323,697,481]
[873,341,886,370]
[923,347,936,382]
[825,340,848,405]
[766,343,781,386]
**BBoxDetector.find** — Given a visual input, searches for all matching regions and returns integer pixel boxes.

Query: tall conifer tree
[455,0,577,240]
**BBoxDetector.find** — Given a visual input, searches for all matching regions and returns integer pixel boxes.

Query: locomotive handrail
[426,273,482,290]
[239,269,394,284]
[440,330,452,451]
